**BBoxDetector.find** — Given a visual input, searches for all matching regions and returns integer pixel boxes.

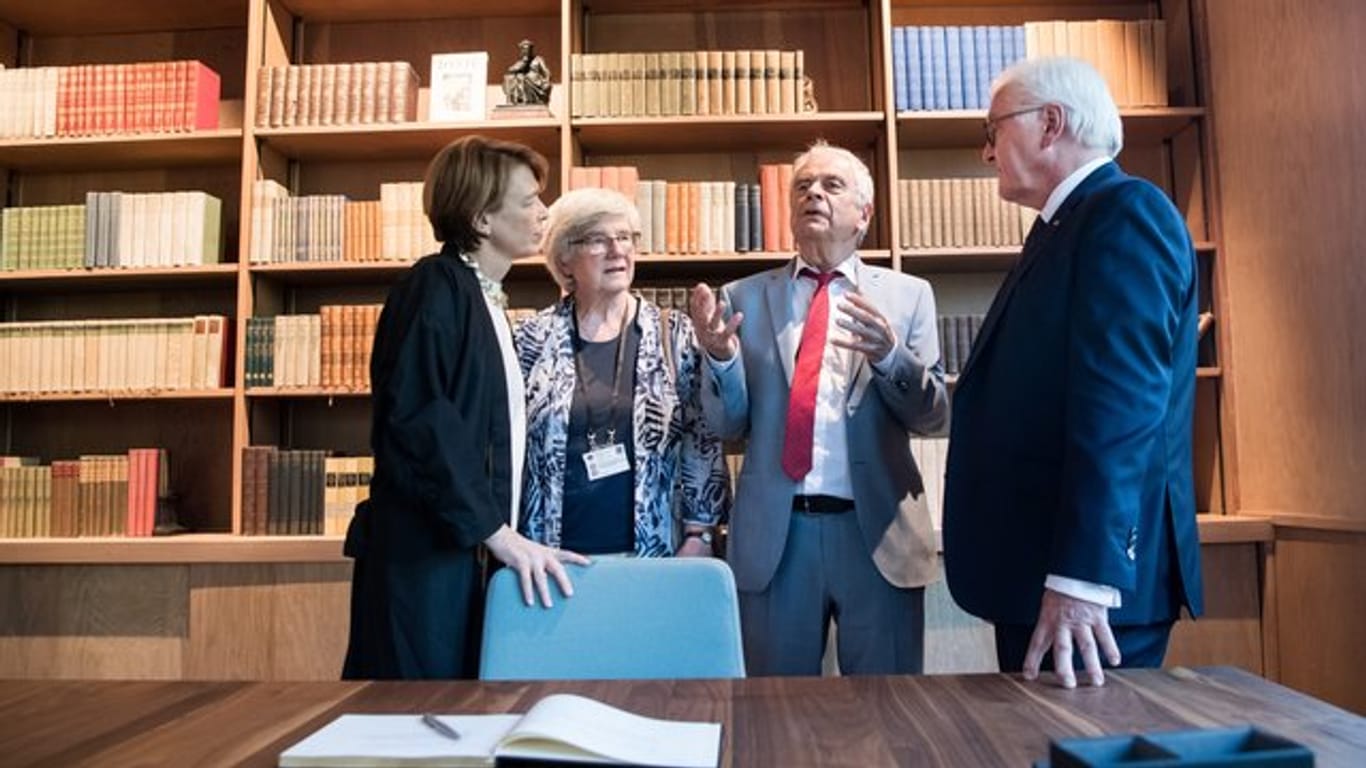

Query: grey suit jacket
[701,256,949,592]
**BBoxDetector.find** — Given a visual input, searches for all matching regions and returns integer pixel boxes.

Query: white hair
[540,187,641,292]
[991,57,1124,157]
[792,141,875,209]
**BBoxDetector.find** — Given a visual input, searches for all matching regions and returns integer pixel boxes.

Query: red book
[182,60,222,131]
[777,163,794,251]
[618,166,640,203]
[759,164,782,252]
[600,166,622,195]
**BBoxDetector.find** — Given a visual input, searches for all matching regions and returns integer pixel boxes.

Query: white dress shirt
[482,295,525,531]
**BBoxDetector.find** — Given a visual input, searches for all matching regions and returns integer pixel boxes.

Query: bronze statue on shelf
[502,39,551,107]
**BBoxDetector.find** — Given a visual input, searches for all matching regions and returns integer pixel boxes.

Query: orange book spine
[759,164,782,252]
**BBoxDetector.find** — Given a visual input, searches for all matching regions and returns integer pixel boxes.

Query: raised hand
[689,283,743,361]
[831,291,896,362]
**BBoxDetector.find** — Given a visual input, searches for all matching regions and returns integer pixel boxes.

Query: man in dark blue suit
[943,57,1203,688]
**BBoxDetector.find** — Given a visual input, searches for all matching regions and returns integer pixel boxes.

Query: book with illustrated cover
[278,693,721,767]
[429,52,489,121]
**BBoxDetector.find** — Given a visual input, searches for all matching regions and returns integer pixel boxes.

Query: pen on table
[421,713,462,741]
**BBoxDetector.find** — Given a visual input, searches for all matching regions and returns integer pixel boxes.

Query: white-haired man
[943,57,1203,688]
[690,142,948,675]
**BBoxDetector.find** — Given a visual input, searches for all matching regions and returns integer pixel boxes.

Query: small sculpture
[802,75,818,113]
[502,39,552,106]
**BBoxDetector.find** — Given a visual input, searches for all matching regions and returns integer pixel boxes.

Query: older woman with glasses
[515,187,729,557]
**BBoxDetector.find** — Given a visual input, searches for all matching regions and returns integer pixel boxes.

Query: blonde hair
[540,187,642,292]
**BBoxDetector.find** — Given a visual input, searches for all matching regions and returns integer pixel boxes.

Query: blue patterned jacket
[514,297,730,556]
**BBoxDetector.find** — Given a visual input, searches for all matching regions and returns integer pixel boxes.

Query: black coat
[342,247,513,679]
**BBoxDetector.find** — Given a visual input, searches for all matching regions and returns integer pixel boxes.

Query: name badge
[583,443,629,482]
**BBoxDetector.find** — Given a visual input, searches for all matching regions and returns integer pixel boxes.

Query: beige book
[601,52,618,117]
[1097,20,1128,106]
[631,53,647,118]
[254,66,273,127]
[735,50,751,114]
[650,180,666,253]
[661,52,679,116]
[374,60,392,123]
[722,181,736,253]
[898,179,911,250]
[694,51,709,116]
[319,64,336,125]
[707,51,723,116]
[680,51,696,116]
[307,314,321,388]
[779,51,796,114]
[721,51,736,114]
[335,63,353,125]
[764,50,781,115]
[360,61,379,124]
[750,50,766,115]
[644,53,661,116]
[635,182,654,254]
[309,64,326,126]
[1151,20,1168,106]
[928,179,946,248]
[697,182,713,254]
[620,53,636,117]
[1123,22,1145,107]
[795,50,806,111]
[283,65,300,126]
[569,53,583,118]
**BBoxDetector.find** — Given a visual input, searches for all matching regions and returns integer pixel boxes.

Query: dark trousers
[994,620,1175,673]
[739,509,925,676]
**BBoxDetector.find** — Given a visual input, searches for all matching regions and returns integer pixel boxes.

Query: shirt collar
[791,253,860,287]
[1039,156,1111,224]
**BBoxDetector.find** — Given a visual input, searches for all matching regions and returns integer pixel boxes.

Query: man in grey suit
[689,142,948,675]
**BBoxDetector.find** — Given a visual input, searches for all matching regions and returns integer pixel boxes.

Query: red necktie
[782,269,836,480]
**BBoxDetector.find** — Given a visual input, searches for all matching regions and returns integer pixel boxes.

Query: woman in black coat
[342,135,588,680]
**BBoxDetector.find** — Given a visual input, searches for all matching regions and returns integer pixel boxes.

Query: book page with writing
[495,694,720,768]
[278,713,521,767]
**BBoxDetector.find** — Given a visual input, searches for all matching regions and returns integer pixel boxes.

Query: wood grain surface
[0,667,1361,767]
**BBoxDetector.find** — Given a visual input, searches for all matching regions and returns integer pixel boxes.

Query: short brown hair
[423,135,549,254]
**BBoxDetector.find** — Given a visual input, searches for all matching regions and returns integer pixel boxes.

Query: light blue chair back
[479,557,746,680]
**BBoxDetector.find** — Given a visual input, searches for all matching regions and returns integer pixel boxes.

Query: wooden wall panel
[1166,543,1262,673]
[0,566,186,678]
[1203,0,1366,524]
[1269,530,1366,715]
[266,563,353,680]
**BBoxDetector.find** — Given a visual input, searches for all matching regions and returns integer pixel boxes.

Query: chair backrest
[479,557,746,680]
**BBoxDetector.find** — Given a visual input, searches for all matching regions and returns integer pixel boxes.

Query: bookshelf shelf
[255,120,561,163]
[0,390,235,404]
[0,534,347,564]
[275,0,557,23]
[896,108,1206,150]
[574,112,886,154]
[247,388,370,399]
[0,0,247,35]
[585,0,866,13]
[0,516,1278,564]
[0,265,239,292]
[0,130,245,172]
[249,261,414,286]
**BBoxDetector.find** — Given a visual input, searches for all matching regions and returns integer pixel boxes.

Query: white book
[278,693,721,768]
[428,52,489,122]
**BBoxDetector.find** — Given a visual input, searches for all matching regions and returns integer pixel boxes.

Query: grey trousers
[738,509,925,676]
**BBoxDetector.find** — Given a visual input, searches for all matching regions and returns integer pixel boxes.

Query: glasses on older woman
[569,231,640,256]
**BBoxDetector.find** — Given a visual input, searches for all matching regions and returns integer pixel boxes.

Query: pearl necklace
[457,251,508,308]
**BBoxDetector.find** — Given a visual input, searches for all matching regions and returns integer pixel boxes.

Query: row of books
[896,177,1035,250]
[0,450,169,539]
[1024,20,1168,108]
[893,25,1027,112]
[254,62,420,129]
[0,191,223,272]
[249,180,435,264]
[635,287,693,312]
[244,305,382,390]
[0,61,220,139]
[894,21,1168,111]
[570,50,808,118]
[239,448,373,537]
[0,316,229,395]
[939,314,985,376]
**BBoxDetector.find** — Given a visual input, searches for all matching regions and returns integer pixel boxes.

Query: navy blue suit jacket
[943,162,1203,627]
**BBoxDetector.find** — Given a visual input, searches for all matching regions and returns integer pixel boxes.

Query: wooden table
[1,667,1362,766]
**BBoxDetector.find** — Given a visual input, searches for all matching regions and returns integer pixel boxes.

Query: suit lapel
[766,265,799,385]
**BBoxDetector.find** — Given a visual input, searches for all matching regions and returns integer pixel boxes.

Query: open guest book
[277,693,722,767]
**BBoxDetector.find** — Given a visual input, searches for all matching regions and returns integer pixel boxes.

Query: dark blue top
[561,312,638,554]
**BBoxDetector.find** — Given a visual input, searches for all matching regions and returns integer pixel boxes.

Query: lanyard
[571,301,631,449]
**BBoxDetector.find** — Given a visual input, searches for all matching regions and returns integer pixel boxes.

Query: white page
[278,713,521,767]
[497,694,720,768]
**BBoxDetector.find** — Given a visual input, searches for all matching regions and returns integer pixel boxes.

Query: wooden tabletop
[0,667,1362,766]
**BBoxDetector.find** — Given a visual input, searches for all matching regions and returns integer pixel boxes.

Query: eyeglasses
[569,231,640,256]
[983,105,1046,147]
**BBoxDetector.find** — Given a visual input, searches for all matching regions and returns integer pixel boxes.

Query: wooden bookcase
[0,0,1264,680]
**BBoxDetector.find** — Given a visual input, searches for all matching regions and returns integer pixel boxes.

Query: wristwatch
[683,530,714,546]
